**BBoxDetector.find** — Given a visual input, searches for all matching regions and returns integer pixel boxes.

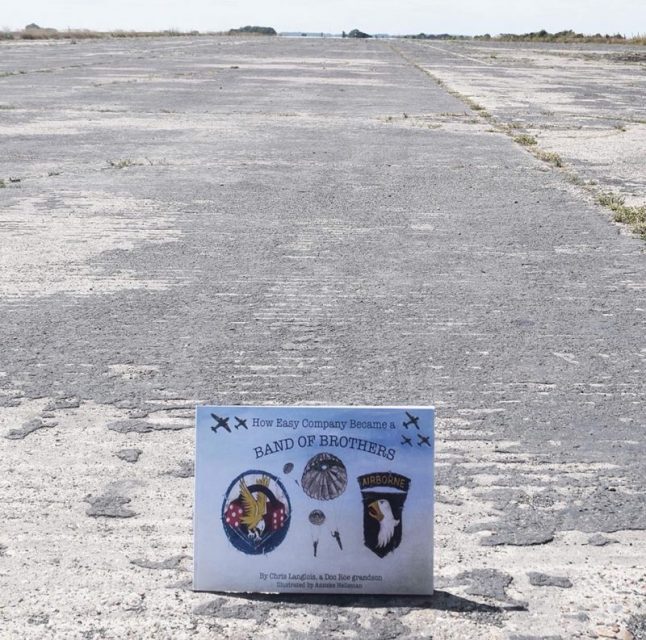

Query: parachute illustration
[301,453,347,554]
[301,452,347,500]
[308,509,326,556]
[308,509,326,526]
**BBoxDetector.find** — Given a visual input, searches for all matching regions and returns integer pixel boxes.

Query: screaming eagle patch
[222,470,291,555]
[358,472,410,558]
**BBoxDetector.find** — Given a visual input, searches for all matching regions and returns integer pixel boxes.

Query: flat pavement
[0,36,644,639]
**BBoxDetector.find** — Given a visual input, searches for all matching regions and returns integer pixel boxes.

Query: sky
[3,0,645,36]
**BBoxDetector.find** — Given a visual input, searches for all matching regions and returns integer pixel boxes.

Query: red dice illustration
[264,500,286,532]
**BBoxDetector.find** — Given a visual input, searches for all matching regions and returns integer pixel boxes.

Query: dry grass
[0,28,225,41]
[535,150,564,167]
[597,193,646,236]
[108,159,142,169]
[476,30,646,46]
[514,134,538,146]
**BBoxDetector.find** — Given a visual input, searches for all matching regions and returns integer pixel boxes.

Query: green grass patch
[514,134,538,146]
[597,192,646,236]
[466,99,485,111]
[536,150,563,167]
[108,159,140,169]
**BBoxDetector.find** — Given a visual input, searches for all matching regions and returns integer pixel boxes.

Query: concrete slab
[395,39,646,208]
[0,36,644,639]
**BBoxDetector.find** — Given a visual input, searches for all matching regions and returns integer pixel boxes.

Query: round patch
[221,470,291,555]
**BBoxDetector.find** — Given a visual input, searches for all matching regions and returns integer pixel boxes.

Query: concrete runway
[0,36,644,639]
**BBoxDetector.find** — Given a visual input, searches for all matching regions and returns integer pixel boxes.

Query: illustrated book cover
[194,405,434,594]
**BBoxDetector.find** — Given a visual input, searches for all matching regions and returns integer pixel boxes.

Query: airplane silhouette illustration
[402,412,420,430]
[211,413,231,433]
[234,416,248,430]
[417,434,431,447]
[401,435,413,446]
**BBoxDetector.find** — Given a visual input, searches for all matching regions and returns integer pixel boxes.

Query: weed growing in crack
[467,99,485,111]
[514,134,538,146]
[597,192,646,236]
[565,172,586,186]
[536,150,564,167]
[108,159,140,169]
[597,192,625,210]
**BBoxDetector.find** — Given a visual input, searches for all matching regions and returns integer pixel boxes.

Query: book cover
[194,405,434,594]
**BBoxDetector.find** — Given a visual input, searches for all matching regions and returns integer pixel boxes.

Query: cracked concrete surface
[0,36,645,639]
[394,39,646,209]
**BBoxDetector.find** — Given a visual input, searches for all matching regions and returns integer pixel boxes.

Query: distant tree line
[396,29,644,45]
[342,29,372,38]
[228,26,277,36]
[476,29,632,43]
[2,25,643,45]
[0,25,206,40]
[403,33,470,40]
[0,23,278,41]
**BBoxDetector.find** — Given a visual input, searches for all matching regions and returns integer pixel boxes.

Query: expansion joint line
[385,41,644,237]
[386,41,496,121]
